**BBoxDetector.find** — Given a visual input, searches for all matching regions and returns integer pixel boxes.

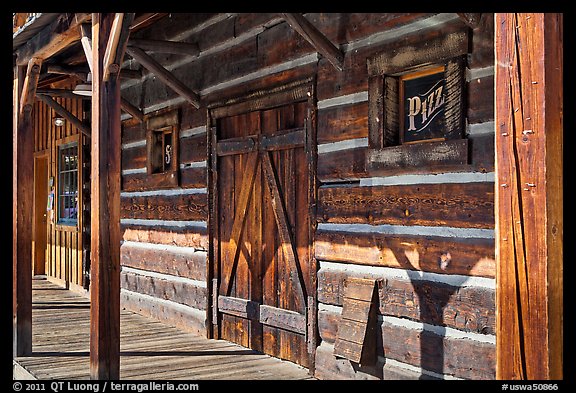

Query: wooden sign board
[333,277,379,365]
[399,65,447,144]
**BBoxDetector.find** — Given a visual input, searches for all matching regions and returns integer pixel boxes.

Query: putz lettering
[406,85,445,132]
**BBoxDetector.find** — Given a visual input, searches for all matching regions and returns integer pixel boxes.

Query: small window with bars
[142,109,180,190]
[57,142,79,225]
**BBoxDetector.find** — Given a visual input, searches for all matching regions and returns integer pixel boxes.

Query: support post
[13,57,42,357]
[89,13,123,380]
[495,13,563,380]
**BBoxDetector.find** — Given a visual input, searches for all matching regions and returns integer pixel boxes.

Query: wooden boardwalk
[13,279,315,380]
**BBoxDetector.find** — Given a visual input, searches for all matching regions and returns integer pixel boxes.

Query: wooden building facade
[13,12,563,380]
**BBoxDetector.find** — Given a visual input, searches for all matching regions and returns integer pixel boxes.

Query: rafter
[120,97,144,122]
[128,38,200,56]
[36,94,91,137]
[44,64,141,80]
[129,13,169,32]
[126,46,201,108]
[15,13,91,65]
[281,13,344,72]
[103,13,135,82]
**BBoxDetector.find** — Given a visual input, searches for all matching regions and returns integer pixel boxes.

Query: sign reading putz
[400,65,447,144]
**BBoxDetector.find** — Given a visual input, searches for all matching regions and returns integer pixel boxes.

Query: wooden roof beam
[45,64,141,81]
[281,13,344,72]
[126,46,201,108]
[19,58,43,114]
[46,64,88,81]
[129,13,169,33]
[120,97,144,123]
[36,87,144,122]
[15,13,91,66]
[128,38,200,56]
[36,94,91,137]
[79,23,93,72]
[36,88,89,100]
[103,13,135,82]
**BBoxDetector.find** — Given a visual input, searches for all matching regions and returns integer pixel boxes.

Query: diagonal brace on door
[220,152,260,297]
[261,151,308,312]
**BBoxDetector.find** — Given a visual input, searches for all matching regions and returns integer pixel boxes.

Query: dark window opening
[150,127,174,174]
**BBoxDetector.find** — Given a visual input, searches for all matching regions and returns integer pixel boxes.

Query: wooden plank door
[33,154,48,276]
[214,100,313,368]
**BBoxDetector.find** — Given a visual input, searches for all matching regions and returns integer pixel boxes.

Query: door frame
[206,76,318,371]
[33,151,49,277]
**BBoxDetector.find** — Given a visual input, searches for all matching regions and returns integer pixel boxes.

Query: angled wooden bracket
[103,13,135,82]
[281,13,344,72]
[126,46,201,108]
[128,38,200,56]
[36,94,91,137]
[333,277,380,366]
[79,23,93,72]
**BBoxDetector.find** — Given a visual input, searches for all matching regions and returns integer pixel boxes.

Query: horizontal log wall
[311,12,496,380]
[120,85,209,333]
[117,12,495,379]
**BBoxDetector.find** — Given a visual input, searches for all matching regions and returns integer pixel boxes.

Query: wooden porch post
[495,13,563,379]
[90,13,123,380]
[13,57,42,357]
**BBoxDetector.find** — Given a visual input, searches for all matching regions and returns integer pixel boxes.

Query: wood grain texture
[90,13,121,380]
[126,46,200,108]
[320,136,492,182]
[467,76,494,124]
[318,306,495,379]
[120,242,207,281]
[315,230,495,277]
[317,267,495,335]
[318,147,367,181]
[495,13,563,380]
[281,13,344,71]
[122,122,146,144]
[314,341,435,380]
[121,225,208,251]
[180,134,207,163]
[16,279,314,380]
[122,170,182,191]
[120,271,207,310]
[120,192,208,221]
[318,182,494,229]
[13,60,39,357]
[121,145,146,170]
[15,13,91,65]
[317,102,368,144]
[317,18,464,100]
[180,167,208,189]
[469,13,494,69]
[366,139,469,174]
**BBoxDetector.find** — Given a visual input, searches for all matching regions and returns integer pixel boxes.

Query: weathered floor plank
[14,279,315,380]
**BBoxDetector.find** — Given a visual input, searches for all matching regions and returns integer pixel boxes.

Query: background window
[58,142,78,225]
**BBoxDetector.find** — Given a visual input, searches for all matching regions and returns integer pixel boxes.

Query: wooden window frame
[145,108,180,188]
[398,64,447,145]
[366,29,470,172]
[55,138,80,228]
